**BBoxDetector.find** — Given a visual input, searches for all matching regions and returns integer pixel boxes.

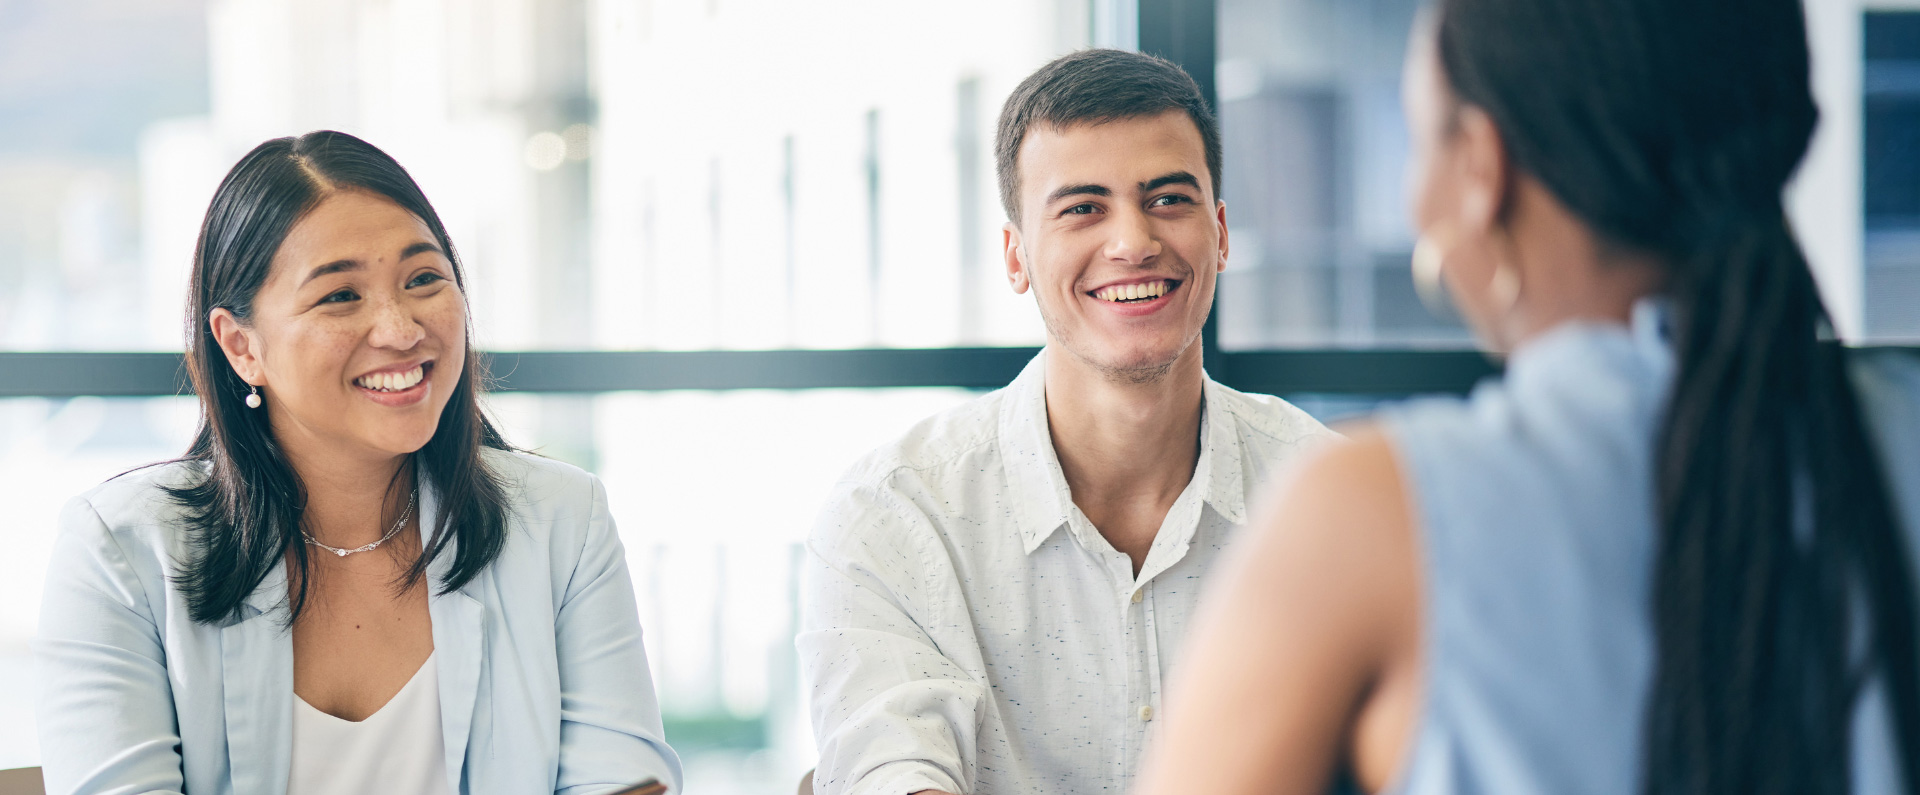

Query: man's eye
[1151,194,1192,207]
[320,289,358,304]
[1063,204,1098,216]
[409,272,446,288]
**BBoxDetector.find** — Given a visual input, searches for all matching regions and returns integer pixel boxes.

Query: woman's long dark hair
[1433,1,1919,791]
[169,130,512,625]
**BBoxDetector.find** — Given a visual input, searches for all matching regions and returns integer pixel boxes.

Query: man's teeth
[1094,280,1172,303]
[356,365,425,392]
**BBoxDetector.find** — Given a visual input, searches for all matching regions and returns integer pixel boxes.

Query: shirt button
[1130,589,1144,604]
[1138,705,1154,722]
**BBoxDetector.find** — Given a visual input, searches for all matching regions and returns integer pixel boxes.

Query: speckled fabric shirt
[799,349,1334,795]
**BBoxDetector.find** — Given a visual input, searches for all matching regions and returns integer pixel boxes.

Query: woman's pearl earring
[245,385,262,409]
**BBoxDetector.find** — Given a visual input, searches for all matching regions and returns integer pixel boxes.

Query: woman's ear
[1452,105,1512,236]
[208,308,265,386]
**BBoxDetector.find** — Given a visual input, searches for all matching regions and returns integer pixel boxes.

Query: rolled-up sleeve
[34,497,185,795]
[553,476,683,795]
[798,483,985,795]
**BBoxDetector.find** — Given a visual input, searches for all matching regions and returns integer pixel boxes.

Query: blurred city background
[0,0,1914,793]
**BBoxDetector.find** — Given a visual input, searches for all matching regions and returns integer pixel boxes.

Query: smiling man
[798,50,1333,795]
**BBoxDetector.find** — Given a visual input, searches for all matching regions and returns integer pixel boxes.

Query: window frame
[0,346,1502,398]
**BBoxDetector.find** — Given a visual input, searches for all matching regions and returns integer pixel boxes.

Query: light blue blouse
[33,449,682,795]
[1381,303,1920,794]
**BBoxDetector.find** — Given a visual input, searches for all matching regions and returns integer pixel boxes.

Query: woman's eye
[320,289,358,305]
[408,272,446,289]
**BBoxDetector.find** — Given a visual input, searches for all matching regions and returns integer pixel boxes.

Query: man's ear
[208,308,265,386]
[1453,105,1512,234]
[1003,222,1031,295]
[1215,200,1230,273]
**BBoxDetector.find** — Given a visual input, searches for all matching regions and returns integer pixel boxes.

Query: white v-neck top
[288,651,454,795]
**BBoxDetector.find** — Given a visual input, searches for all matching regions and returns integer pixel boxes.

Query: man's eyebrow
[301,260,360,287]
[401,241,442,260]
[1140,171,1201,192]
[1045,183,1112,205]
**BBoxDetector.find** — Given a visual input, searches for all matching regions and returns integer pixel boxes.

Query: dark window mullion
[0,348,1525,397]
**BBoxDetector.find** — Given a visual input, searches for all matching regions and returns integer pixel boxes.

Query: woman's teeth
[356,365,425,392]
[1094,279,1173,303]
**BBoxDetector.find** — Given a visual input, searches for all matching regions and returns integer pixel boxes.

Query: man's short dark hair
[994,48,1221,224]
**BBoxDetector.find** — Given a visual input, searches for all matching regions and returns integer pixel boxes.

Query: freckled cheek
[419,293,468,357]
[277,326,363,392]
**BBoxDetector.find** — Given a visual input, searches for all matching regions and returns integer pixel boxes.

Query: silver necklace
[304,488,416,557]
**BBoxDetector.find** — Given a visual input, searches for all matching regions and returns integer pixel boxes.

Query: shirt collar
[999,351,1073,554]
[999,348,1254,555]
[1200,374,1250,525]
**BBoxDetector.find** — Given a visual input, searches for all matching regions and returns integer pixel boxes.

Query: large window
[1214,0,1460,348]
[1215,0,1920,347]
[17,0,1088,354]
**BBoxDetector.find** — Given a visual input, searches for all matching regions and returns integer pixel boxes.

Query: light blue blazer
[32,448,682,795]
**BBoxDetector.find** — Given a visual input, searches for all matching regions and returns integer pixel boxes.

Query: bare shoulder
[1254,421,1411,546]
[1246,421,1425,789]
[1238,420,1420,653]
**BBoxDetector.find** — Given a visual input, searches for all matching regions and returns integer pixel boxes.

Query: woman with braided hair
[1136,1,1920,793]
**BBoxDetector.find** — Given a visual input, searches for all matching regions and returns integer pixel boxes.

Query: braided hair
[1432,0,1920,791]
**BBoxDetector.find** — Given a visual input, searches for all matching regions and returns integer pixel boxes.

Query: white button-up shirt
[800,351,1333,795]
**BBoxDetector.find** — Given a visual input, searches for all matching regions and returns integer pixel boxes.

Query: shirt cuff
[843,759,965,795]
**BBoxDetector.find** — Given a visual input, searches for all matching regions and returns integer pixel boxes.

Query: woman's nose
[367,294,426,350]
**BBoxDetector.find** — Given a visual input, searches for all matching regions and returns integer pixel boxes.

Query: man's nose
[1103,206,1161,265]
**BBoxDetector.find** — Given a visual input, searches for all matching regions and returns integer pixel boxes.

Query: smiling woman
[184,134,495,624]
[32,131,682,795]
